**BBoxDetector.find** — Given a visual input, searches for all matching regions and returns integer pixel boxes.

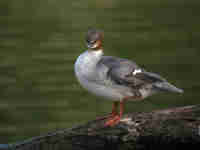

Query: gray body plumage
[74,50,183,101]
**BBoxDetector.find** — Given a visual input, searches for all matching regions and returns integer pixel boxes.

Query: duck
[74,28,183,126]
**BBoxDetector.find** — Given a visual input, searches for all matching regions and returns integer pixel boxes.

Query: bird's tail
[153,82,184,94]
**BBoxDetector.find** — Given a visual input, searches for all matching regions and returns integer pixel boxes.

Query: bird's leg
[95,101,119,121]
[104,95,141,126]
[119,100,124,118]
[111,101,119,117]
[104,101,124,127]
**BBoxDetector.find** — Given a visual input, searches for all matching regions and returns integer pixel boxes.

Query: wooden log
[4,105,200,150]
[66,105,200,150]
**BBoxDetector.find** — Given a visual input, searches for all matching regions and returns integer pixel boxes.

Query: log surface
[4,105,200,150]
[68,105,200,150]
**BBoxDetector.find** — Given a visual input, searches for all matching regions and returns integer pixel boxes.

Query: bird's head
[86,28,104,50]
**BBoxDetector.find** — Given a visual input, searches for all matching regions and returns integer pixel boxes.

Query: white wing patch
[132,69,142,75]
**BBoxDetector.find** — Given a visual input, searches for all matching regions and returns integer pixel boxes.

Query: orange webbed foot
[104,115,121,127]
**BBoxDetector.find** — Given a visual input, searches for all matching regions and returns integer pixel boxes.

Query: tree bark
[4,105,200,150]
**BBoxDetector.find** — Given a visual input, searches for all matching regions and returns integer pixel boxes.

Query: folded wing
[98,56,166,88]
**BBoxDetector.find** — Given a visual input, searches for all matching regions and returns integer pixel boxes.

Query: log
[3,105,200,150]
[66,105,200,150]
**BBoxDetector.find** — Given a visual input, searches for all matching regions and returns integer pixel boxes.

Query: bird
[74,28,184,127]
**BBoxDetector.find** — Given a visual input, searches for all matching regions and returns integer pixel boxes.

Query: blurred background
[0,0,200,143]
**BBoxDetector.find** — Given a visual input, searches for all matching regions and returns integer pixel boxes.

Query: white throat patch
[92,49,103,57]
[93,43,99,49]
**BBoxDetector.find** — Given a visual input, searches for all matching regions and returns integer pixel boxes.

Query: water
[0,0,200,143]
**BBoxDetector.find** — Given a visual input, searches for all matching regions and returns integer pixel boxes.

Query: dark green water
[0,0,200,143]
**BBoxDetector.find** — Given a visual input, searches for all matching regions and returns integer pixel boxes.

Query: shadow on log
[2,105,200,150]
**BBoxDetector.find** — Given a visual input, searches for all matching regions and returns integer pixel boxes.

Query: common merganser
[74,28,183,126]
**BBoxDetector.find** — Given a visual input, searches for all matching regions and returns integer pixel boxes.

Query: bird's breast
[75,51,98,78]
[75,50,104,86]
